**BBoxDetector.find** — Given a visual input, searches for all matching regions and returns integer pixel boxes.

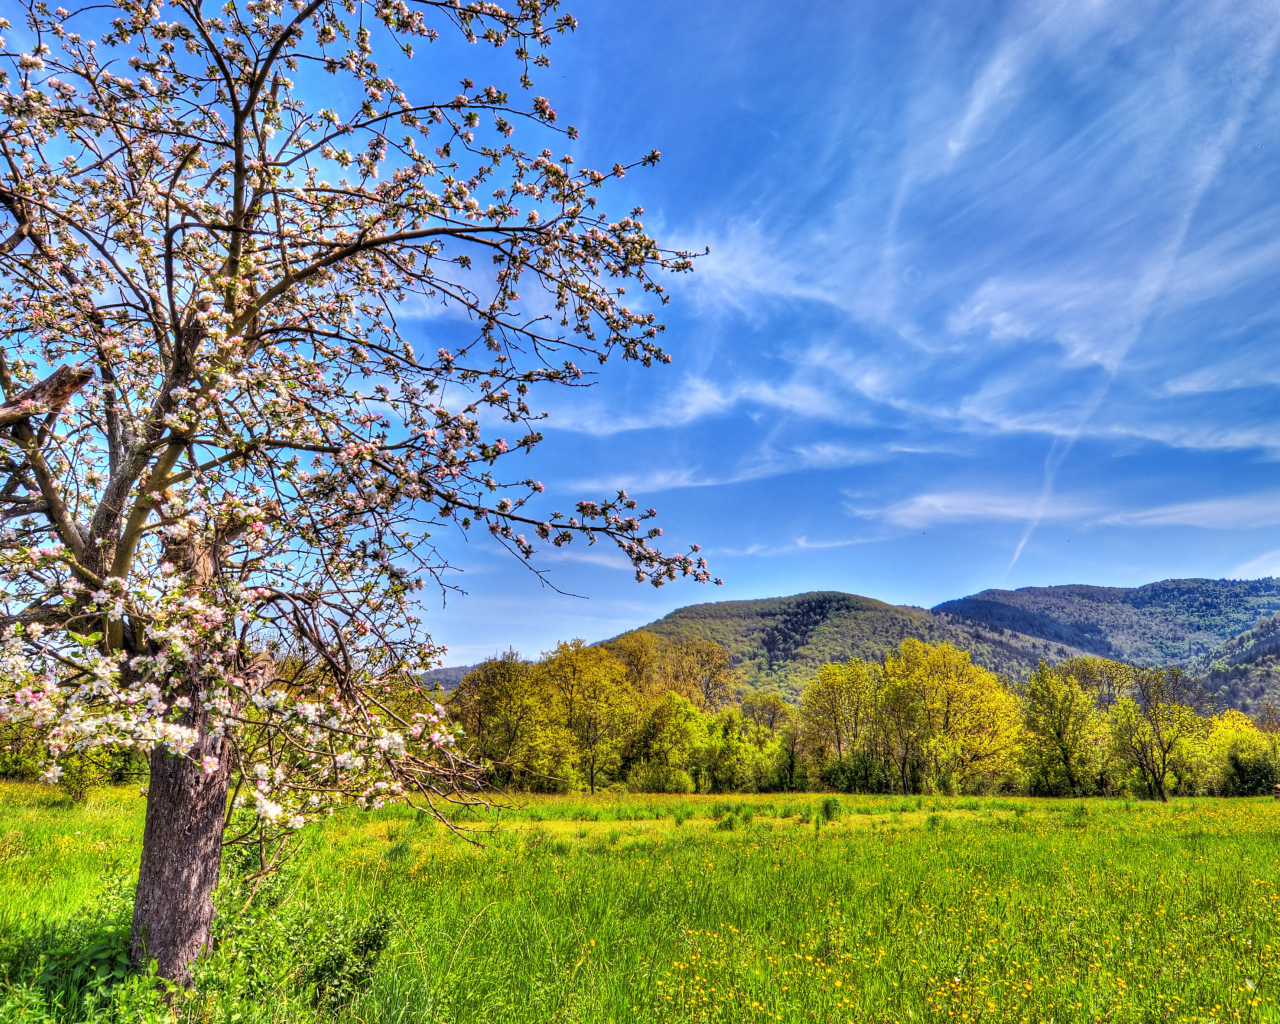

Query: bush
[1226,752,1277,796]
[304,912,393,1011]
[0,872,153,1020]
[0,836,401,1023]
[818,754,900,794]
[626,763,695,794]
[0,724,44,782]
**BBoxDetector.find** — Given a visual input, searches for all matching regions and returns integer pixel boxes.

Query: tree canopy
[0,0,712,982]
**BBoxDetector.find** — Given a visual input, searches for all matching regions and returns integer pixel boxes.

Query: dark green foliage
[759,594,855,670]
[0,724,149,795]
[0,831,398,1023]
[0,873,140,1018]
[1187,614,1280,712]
[303,912,392,1011]
[0,724,45,782]
[818,753,903,795]
[935,578,1280,665]
[1225,751,1277,796]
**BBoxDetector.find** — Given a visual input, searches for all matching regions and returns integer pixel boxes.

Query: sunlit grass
[3,783,1280,1022]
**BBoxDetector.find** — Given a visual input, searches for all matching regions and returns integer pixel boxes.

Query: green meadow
[2,784,1279,1023]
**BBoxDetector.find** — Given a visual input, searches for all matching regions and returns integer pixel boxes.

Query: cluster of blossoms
[0,553,469,826]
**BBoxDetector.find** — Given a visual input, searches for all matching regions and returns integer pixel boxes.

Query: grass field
[2,784,1280,1022]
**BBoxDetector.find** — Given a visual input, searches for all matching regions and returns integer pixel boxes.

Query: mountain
[629,591,1092,695]
[1186,613,1280,712]
[422,664,476,690]
[622,578,1280,700]
[933,578,1280,663]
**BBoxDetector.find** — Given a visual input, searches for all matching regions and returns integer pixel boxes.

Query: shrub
[1226,752,1277,796]
[304,912,393,1012]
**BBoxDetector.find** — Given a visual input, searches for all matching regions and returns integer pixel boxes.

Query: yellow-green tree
[539,640,635,794]
[929,652,1022,792]
[1055,655,1131,709]
[601,630,666,700]
[741,691,792,749]
[877,641,938,795]
[879,639,1021,794]
[667,638,738,711]
[1191,709,1276,795]
[1109,667,1214,802]
[626,692,705,793]
[449,652,573,789]
[800,661,879,760]
[1023,662,1107,795]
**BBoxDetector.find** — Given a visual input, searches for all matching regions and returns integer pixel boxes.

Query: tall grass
[2,783,1278,1022]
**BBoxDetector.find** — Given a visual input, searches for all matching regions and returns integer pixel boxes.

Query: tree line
[5,631,1273,803]
[445,634,1280,801]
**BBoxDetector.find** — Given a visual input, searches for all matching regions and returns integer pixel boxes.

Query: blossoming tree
[0,0,713,984]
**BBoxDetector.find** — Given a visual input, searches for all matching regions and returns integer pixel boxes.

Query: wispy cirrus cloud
[425,0,1280,660]
[850,490,1097,530]
[1102,493,1280,530]
[843,487,1280,536]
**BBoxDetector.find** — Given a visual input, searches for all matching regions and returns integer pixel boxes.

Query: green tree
[878,639,1021,795]
[741,691,792,748]
[602,631,665,699]
[877,643,936,795]
[1056,656,1131,710]
[799,661,879,760]
[770,721,805,791]
[625,692,704,793]
[668,639,738,711]
[1023,662,1106,796]
[697,709,760,792]
[548,643,634,794]
[449,653,572,790]
[1109,667,1214,802]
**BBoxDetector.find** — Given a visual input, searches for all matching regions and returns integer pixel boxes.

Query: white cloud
[1103,493,1280,529]
[545,371,846,436]
[570,437,888,495]
[1232,548,1280,578]
[856,490,1095,529]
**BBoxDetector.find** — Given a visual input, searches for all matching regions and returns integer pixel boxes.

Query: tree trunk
[130,717,231,986]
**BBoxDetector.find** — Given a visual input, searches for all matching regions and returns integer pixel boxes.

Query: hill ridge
[622,576,1280,705]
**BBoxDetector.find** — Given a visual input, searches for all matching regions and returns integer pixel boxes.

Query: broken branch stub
[0,364,95,427]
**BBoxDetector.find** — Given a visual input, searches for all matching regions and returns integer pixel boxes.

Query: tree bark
[0,363,94,426]
[129,711,231,986]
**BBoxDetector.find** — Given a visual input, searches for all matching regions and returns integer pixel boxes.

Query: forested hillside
[615,578,1280,700]
[625,592,1091,694]
[933,578,1280,663]
[1187,613,1280,712]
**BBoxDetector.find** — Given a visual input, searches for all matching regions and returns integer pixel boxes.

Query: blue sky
[422,0,1280,663]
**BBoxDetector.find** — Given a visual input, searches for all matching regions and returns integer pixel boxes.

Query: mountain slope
[932,578,1280,664]
[1186,613,1280,712]
[630,591,1091,695]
